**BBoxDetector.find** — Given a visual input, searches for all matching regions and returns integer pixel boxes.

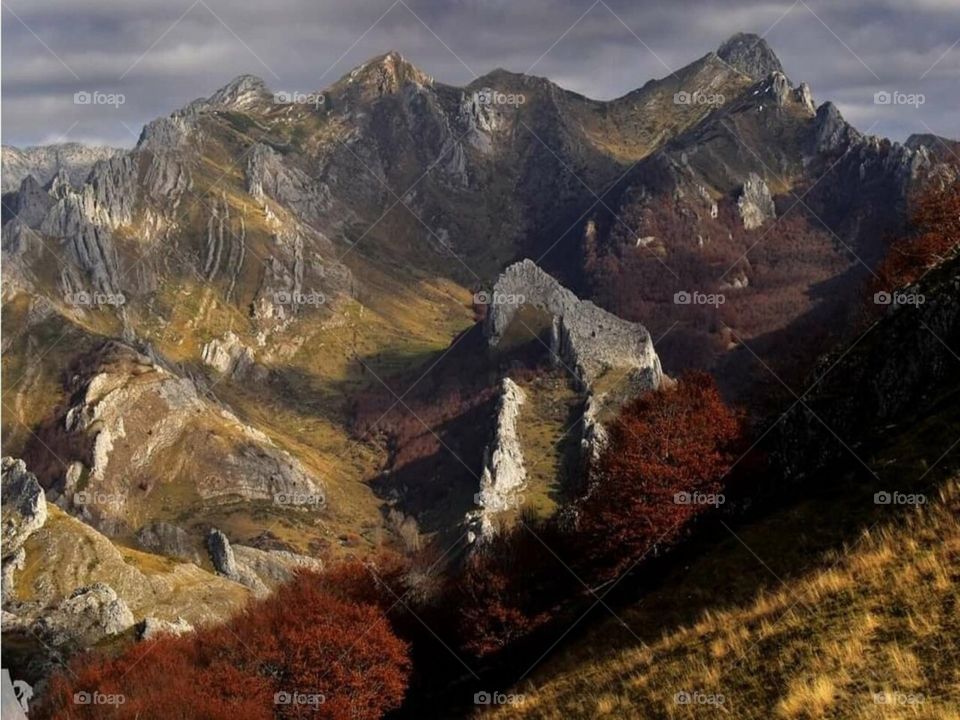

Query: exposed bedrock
[483,260,663,391]
[466,378,527,542]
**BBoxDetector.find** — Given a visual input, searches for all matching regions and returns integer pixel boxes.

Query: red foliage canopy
[874,182,960,292]
[577,372,742,580]
[36,564,411,720]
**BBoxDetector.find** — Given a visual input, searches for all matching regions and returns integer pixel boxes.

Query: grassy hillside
[483,388,960,719]
[485,482,959,719]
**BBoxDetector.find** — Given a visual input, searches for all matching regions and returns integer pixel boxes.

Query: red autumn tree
[236,570,411,720]
[873,182,960,293]
[577,372,741,581]
[40,629,273,720]
[35,564,411,720]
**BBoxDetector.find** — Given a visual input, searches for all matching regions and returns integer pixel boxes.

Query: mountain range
[1,31,958,716]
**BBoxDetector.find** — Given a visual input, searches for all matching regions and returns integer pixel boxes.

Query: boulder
[206,528,238,578]
[31,583,135,647]
[137,616,193,640]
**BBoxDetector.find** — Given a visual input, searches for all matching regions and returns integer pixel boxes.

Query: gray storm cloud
[2,0,957,147]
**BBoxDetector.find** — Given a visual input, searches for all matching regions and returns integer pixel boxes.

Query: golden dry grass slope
[483,473,960,720]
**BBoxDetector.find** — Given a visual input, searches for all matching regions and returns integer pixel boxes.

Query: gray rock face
[201,331,256,379]
[231,545,323,586]
[2,151,143,297]
[135,522,201,564]
[579,394,609,471]
[795,82,815,113]
[246,143,331,222]
[1,458,48,570]
[137,615,193,640]
[467,378,528,541]
[716,33,785,79]
[484,260,663,390]
[6,176,54,228]
[31,582,135,648]
[737,172,776,229]
[137,115,191,151]
[204,74,270,110]
[1,143,122,193]
[766,72,791,106]
[206,529,238,578]
[812,102,862,154]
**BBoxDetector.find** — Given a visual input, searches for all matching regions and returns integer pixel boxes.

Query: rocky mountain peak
[813,100,861,153]
[205,73,270,109]
[716,32,785,80]
[343,50,433,96]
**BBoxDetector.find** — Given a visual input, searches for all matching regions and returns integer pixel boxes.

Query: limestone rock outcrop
[231,545,323,586]
[135,522,202,564]
[1,458,48,557]
[1,143,122,193]
[246,143,331,221]
[46,341,324,534]
[137,615,194,640]
[207,528,319,592]
[201,331,256,379]
[207,529,239,578]
[737,172,776,229]
[716,33,785,79]
[3,501,249,643]
[484,260,663,390]
[1,458,48,602]
[466,378,528,542]
[29,583,135,648]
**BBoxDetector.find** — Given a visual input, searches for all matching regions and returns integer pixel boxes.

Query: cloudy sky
[2,0,957,148]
